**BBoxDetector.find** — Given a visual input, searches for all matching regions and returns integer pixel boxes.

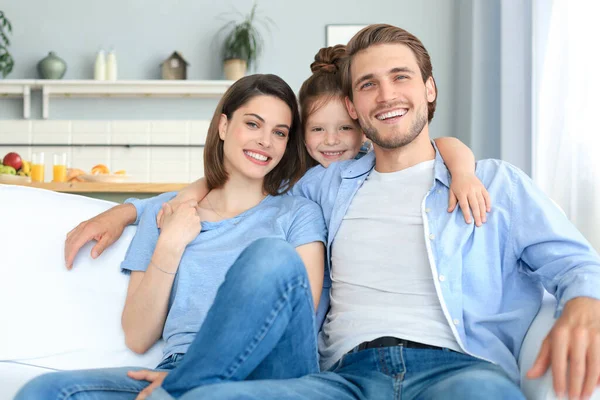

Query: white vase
[106,50,118,81]
[94,50,106,81]
[223,59,247,81]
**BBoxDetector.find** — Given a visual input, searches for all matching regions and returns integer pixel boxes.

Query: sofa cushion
[0,184,163,369]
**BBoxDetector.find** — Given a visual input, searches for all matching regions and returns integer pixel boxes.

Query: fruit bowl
[80,174,131,183]
[0,174,31,184]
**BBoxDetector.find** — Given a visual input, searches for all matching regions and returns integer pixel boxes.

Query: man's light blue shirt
[289,145,600,383]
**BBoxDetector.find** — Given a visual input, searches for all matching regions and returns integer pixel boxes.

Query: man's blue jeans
[155,346,525,400]
[15,238,319,399]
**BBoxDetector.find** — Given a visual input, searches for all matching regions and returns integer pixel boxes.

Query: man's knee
[434,368,524,399]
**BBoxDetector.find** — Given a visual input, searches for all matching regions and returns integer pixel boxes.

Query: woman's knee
[15,372,67,400]
[16,368,143,400]
[228,238,306,283]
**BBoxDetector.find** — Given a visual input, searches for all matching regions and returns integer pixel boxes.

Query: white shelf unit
[0,80,32,119]
[0,80,234,119]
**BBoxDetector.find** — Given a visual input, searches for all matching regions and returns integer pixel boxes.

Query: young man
[67,25,600,400]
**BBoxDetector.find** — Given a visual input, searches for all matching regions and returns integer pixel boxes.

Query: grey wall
[453,0,532,172]
[0,0,457,140]
[453,0,501,161]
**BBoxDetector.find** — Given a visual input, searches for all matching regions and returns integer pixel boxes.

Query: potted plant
[217,3,274,81]
[0,11,14,78]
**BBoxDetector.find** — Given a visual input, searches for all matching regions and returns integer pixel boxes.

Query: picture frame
[325,24,367,47]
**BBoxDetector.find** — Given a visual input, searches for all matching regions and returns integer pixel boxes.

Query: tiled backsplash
[0,120,210,183]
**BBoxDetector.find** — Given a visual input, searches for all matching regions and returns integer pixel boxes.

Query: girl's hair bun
[310,44,346,74]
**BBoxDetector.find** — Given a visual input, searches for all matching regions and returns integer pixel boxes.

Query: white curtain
[534,0,600,251]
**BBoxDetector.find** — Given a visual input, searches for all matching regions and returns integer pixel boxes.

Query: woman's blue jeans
[14,238,319,399]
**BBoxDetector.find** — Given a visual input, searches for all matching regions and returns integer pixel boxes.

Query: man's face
[345,43,436,149]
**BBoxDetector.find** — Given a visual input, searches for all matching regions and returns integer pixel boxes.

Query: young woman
[16,74,329,400]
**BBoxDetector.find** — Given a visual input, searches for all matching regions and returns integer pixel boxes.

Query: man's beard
[358,105,428,150]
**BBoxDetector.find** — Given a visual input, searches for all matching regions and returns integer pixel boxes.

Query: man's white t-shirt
[319,160,461,370]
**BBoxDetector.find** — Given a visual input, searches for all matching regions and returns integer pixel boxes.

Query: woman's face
[304,98,364,168]
[219,95,292,182]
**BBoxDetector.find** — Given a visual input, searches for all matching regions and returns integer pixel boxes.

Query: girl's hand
[448,173,492,227]
[159,201,202,248]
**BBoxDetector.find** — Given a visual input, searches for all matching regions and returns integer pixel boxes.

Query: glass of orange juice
[53,153,68,182]
[31,152,45,183]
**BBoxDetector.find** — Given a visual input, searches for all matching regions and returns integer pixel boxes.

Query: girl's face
[304,98,364,168]
[219,95,292,182]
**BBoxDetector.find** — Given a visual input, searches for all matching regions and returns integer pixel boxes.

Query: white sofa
[0,184,596,399]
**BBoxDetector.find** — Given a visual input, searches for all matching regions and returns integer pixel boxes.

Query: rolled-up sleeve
[508,166,600,316]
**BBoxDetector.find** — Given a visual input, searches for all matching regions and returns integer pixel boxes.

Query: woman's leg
[14,367,150,400]
[162,238,320,398]
[14,356,182,400]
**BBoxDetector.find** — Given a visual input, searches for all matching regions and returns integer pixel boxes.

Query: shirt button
[425,208,431,213]
[429,233,435,240]
[453,319,460,325]
[439,275,446,282]
[437,190,442,194]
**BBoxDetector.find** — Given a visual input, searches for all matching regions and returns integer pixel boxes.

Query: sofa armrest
[519,293,600,400]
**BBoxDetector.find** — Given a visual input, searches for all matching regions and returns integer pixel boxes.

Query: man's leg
[401,348,525,400]
[162,238,319,397]
[14,367,151,400]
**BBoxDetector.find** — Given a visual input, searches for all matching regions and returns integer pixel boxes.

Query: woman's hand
[157,185,206,228]
[158,201,202,249]
[128,370,168,400]
[448,173,492,227]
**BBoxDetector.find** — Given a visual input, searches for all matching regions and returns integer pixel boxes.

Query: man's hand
[64,203,136,270]
[128,369,168,400]
[527,297,600,400]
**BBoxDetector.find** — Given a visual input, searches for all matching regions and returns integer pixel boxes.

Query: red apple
[2,152,22,170]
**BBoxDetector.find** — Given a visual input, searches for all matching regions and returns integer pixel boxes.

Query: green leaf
[217,2,274,66]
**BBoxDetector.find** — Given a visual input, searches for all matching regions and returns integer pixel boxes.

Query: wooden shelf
[2,181,187,193]
[0,79,233,119]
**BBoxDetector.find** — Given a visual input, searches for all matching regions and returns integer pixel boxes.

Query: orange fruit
[114,170,127,175]
[91,164,110,175]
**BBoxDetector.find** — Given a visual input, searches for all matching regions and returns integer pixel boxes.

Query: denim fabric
[155,238,319,397]
[14,354,182,400]
[151,346,524,400]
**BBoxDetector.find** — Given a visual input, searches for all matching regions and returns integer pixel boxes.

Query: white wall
[0,120,208,182]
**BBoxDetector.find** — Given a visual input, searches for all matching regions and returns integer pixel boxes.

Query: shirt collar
[341,140,452,188]
[432,140,452,188]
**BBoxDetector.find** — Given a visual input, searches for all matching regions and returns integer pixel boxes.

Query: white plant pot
[223,59,248,81]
